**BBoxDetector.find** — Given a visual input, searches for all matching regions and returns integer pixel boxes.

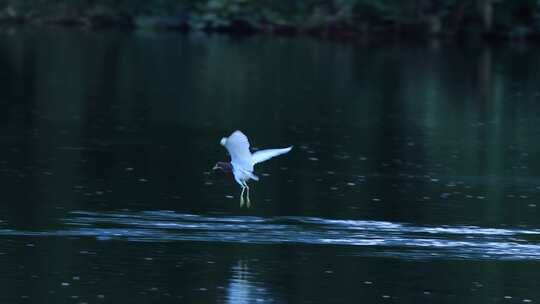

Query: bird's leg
[245,184,251,208]
[241,181,251,208]
[239,186,245,207]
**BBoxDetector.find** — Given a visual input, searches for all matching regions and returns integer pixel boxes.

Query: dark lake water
[0,28,539,303]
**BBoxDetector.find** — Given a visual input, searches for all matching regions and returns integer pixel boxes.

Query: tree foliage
[0,0,539,39]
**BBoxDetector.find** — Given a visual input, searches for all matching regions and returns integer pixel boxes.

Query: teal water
[0,28,539,303]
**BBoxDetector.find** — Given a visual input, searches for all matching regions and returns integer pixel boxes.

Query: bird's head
[213,161,232,173]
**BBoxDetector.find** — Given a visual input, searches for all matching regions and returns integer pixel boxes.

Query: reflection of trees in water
[0,31,42,228]
[1,28,538,223]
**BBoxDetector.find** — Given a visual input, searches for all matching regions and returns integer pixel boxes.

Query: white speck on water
[477,196,485,200]
[364,281,373,285]
[347,182,356,186]
[26,243,35,247]
[61,282,70,287]
[149,287,159,291]
[308,157,319,161]
[125,167,134,171]
[97,294,105,299]
[504,296,512,299]
[326,171,335,175]
[423,291,431,295]
[473,282,483,288]
[95,191,103,195]
[73,276,80,281]
[203,171,211,175]
[225,195,234,199]
[198,288,208,291]
[262,173,270,177]
[332,152,350,160]
[280,167,288,170]
[382,295,391,299]
[529,204,537,207]
[204,181,213,186]
[359,156,367,161]
[138,178,148,182]
[372,198,381,202]
[520,195,529,199]
[430,178,439,182]
[523,299,532,303]
[330,187,339,191]
[324,270,333,274]
[144,257,153,261]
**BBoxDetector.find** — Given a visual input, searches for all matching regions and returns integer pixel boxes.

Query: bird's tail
[240,169,259,181]
[247,171,259,181]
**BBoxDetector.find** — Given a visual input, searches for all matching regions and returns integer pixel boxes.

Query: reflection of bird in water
[213,130,292,207]
[227,260,252,304]
[234,259,249,282]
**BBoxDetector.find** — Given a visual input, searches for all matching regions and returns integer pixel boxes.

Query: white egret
[213,130,292,207]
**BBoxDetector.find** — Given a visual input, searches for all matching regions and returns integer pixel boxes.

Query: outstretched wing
[221,130,253,171]
[252,146,293,165]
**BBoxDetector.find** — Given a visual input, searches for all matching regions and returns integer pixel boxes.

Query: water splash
[0,210,539,261]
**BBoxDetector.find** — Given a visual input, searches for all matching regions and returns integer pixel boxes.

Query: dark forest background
[0,1,538,40]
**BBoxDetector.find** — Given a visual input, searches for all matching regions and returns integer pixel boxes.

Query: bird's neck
[220,162,233,173]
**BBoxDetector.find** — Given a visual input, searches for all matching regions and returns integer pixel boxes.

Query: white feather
[252,147,293,164]
[222,130,253,173]
[220,130,291,185]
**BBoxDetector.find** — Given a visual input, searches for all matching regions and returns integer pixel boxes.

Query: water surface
[0,29,539,303]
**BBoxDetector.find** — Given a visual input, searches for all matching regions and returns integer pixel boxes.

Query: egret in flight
[213,130,292,207]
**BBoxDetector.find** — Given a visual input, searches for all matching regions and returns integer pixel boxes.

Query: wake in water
[1,210,539,261]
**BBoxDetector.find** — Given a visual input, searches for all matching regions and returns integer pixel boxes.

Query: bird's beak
[212,164,219,170]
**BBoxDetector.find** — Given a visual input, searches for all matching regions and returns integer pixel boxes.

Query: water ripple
[1,210,539,261]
